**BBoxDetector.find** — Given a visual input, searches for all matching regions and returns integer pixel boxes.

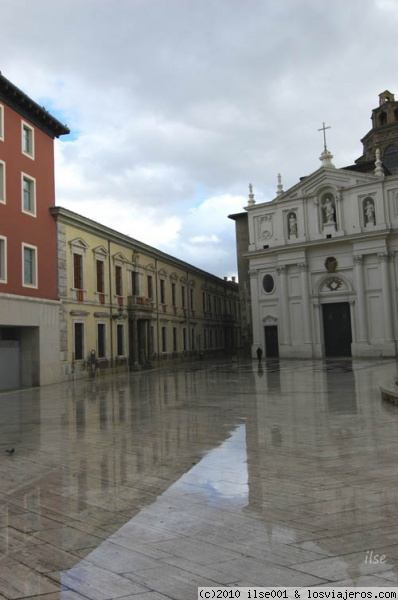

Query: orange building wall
[0,102,58,299]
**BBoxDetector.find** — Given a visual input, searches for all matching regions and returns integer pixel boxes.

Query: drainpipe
[155,258,159,361]
[108,239,114,368]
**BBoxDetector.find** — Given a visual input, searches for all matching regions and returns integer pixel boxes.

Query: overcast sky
[1,0,397,278]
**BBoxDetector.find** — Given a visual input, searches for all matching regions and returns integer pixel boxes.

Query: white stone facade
[247,165,398,358]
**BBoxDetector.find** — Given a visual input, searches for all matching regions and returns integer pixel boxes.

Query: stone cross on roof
[318,122,331,152]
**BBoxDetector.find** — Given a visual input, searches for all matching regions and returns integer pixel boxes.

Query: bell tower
[356,90,398,173]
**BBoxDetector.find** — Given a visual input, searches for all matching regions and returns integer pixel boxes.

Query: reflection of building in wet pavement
[245,358,398,584]
[1,358,398,595]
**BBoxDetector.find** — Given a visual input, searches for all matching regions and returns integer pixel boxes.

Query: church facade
[239,91,398,359]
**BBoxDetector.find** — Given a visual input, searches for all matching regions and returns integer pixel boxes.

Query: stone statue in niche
[322,196,336,224]
[288,212,297,237]
[364,198,376,225]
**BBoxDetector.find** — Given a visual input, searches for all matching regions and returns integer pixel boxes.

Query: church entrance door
[264,325,279,357]
[322,302,352,356]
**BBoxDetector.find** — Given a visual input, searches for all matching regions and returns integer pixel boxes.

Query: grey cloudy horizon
[1,0,397,278]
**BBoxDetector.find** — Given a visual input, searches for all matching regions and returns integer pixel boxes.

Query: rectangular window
[96,260,104,293]
[147,275,153,299]
[190,288,194,310]
[97,323,106,358]
[183,328,187,351]
[172,282,176,306]
[191,328,195,350]
[181,285,186,308]
[0,236,6,283]
[173,327,177,352]
[117,324,124,356]
[115,265,122,296]
[160,279,166,304]
[161,326,167,352]
[22,121,34,158]
[22,174,36,215]
[0,161,5,203]
[131,271,139,295]
[73,253,83,289]
[203,291,206,311]
[0,104,4,140]
[74,323,84,360]
[22,244,37,287]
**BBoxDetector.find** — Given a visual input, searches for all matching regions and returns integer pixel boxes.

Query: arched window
[379,112,387,126]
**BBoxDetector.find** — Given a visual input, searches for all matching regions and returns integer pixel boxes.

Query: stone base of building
[351,341,396,358]
[0,294,62,390]
[279,344,314,359]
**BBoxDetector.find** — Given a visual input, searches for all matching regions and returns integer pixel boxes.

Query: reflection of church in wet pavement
[230,91,398,359]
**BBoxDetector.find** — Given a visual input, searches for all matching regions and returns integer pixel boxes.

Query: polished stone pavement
[1,357,398,599]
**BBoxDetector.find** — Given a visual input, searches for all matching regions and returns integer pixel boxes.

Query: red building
[0,73,69,389]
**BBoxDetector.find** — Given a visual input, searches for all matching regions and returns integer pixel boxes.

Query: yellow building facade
[50,207,240,380]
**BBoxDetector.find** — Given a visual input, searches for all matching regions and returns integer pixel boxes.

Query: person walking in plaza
[256,346,263,361]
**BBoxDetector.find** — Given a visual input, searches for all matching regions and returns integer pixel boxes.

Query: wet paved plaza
[1,357,398,598]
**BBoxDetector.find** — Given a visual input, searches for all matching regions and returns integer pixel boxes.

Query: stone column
[249,269,261,352]
[353,255,368,342]
[297,262,312,344]
[129,315,139,367]
[378,252,394,341]
[276,265,290,345]
[335,189,344,231]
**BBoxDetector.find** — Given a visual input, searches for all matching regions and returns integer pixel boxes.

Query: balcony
[128,296,154,313]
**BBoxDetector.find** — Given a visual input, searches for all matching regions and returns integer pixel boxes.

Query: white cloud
[2,0,398,278]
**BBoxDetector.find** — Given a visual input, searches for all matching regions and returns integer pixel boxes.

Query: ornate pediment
[319,276,348,293]
[112,252,129,264]
[262,314,278,325]
[92,245,108,257]
[69,237,89,251]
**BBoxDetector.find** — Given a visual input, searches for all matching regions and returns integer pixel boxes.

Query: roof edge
[0,72,70,138]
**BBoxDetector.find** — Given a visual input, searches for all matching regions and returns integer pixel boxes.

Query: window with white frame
[161,326,167,352]
[97,323,106,358]
[190,288,194,310]
[131,271,140,296]
[115,265,123,296]
[0,104,4,141]
[160,279,166,304]
[22,173,36,215]
[22,121,34,159]
[0,236,6,283]
[73,253,84,289]
[0,161,5,204]
[22,243,37,287]
[96,259,105,293]
[74,322,85,360]
[117,324,124,356]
